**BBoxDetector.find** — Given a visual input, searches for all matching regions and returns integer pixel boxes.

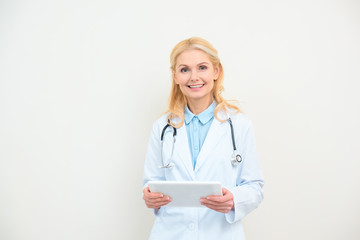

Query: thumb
[143,186,150,194]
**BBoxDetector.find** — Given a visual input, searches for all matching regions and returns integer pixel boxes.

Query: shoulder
[153,112,184,129]
[226,111,253,132]
[147,114,171,141]
[217,107,252,127]
[230,111,251,124]
[151,113,170,131]
[154,113,169,126]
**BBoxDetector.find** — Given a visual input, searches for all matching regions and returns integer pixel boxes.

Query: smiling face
[173,49,219,107]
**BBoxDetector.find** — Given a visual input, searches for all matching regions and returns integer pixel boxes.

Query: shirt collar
[184,101,216,125]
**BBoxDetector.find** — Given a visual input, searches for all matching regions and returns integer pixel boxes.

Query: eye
[199,65,207,71]
[180,67,189,73]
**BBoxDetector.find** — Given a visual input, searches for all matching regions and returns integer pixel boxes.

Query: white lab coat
[143,111,264,240]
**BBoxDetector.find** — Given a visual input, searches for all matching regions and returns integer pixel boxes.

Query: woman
[142,37,264,240]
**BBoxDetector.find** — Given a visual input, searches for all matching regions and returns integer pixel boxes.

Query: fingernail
[166,197,170,200]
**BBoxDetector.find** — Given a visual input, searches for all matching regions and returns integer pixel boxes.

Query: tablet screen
[148,181,222,207]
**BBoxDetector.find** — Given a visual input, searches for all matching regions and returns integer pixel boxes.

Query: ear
[214,65,220,80]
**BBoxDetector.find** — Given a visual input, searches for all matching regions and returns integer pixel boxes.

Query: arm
[199,119,264,221]
[225,120,264,223]
[142,119,171,213]
[143,120,166,186]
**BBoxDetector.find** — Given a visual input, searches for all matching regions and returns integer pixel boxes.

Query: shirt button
[189,223,195,230]
[194,146,198,150]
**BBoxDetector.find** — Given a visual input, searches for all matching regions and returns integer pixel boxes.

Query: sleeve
[225,119,265,223]
[142,120,167,216]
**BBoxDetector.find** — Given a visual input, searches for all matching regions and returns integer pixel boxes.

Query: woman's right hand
[143,186,172,209]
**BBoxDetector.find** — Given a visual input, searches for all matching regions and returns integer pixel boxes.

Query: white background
[1,0,359,239]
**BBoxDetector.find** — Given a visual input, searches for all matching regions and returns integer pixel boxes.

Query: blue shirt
[184,101,216,169]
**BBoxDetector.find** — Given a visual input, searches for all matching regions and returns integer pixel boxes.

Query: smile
[188,84,205,89]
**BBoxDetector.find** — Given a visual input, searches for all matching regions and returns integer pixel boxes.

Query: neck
[187,97,213,115]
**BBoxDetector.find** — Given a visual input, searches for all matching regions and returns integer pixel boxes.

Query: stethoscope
[159,118,242,168]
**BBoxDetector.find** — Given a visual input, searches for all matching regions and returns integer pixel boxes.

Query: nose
[190,69,199,82]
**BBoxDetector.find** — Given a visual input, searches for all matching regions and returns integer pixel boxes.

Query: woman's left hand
[200,188,234,213]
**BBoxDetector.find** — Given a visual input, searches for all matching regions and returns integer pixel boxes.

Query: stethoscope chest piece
[159,163,175,168]
[231,152,242,166]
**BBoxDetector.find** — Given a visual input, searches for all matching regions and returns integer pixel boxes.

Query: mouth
[188,84,205,89]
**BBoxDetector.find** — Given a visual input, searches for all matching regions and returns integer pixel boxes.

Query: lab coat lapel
[174,125,195,180]
[194,119,227,173]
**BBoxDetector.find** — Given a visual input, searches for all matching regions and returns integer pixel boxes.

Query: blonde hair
[167,37,240,127]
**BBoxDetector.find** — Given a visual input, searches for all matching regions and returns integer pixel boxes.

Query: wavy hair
[167,37,240,127]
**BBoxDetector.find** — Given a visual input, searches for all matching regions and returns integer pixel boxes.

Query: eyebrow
[177,62,210,69]
[177,64,188,68]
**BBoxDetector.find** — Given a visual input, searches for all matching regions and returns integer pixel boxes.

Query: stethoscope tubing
[161,121,177,141]
[227,118,237,151]
[159,117,242,168]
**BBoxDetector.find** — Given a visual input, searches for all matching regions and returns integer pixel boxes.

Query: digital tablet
[148,181,222,207]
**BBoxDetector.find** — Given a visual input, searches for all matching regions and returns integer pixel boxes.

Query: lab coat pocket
[162,207,184,221]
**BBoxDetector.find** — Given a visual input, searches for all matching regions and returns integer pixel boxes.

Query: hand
[142,186,172,209]
[200,188,234,213]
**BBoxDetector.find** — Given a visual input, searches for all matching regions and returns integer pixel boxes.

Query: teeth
[189,84,204,88]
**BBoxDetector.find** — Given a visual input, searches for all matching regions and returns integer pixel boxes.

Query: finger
[145,198,172,208]
[146,201,169,208]
[144,190,165,199]
[143,186,151,195]
[201,200,233,209]
[202,200,233,212]
[143,186,165,198]
[144,194,172,204]
[205,195,228,203]
[146,196,171,203]
[206,188,232,202]
[146,193,165,199]
[200,198,233,211]
[145,200,171,207]
[202,203,232,213]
